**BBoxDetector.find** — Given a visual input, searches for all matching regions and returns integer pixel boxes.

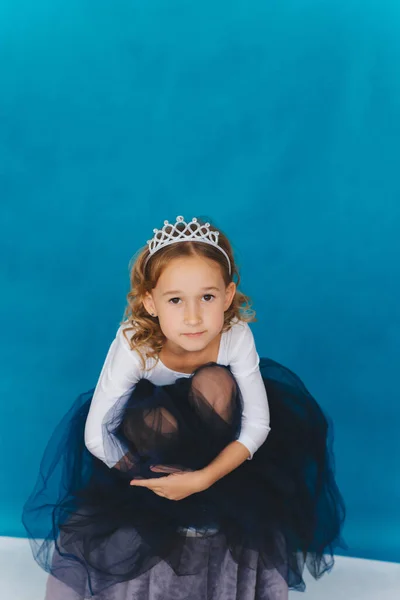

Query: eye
[168,297,181,304]
[168,294,215,305]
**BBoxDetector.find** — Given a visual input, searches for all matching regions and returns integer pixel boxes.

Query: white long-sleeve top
[84,318,271,468]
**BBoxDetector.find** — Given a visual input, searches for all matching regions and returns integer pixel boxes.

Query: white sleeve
[84,326,142,468]
[229,322,271,460]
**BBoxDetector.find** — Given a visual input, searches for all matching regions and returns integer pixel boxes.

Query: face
[143,255,236,356]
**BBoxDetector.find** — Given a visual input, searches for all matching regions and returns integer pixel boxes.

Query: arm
[199,440,250,487]
[232,322,271,459]
[84,325,141,469]
[132,440,251,500]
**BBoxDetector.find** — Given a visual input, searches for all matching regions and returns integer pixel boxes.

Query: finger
[150,465,178,474]
[150,464,191,474]
[130,479,154,487]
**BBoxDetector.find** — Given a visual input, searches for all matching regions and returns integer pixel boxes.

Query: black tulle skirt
[22,359,346,599]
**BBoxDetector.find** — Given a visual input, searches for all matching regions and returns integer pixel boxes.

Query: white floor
[1,537,400,600]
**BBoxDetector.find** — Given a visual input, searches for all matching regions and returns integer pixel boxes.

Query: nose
[184,301,202,326]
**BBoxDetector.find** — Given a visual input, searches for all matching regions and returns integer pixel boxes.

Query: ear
[224,282,236,311]
[142,292,157,317]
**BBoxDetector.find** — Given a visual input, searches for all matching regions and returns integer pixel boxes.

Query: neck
[160,332,222,371]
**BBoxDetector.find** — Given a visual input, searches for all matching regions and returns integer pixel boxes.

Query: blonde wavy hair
[120,216,256,370]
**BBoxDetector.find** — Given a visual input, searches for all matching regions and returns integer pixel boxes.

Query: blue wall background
[1,0,399,564]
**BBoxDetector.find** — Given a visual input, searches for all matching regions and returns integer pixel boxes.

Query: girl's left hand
[129,465,210,501]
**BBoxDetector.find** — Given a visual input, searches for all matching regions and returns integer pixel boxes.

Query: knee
[143,407,178,434]
[190,365,236,423]
[123,407,178,453]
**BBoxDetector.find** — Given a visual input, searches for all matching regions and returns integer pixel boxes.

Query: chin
[181,336,208,347]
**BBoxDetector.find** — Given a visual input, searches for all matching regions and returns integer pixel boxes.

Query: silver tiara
[144,215,231,274]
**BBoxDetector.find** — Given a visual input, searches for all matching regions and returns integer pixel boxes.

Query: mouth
[183,332,205,337]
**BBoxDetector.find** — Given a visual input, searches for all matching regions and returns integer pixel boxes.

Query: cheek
[158,306,177,326]
[210,303,225,323]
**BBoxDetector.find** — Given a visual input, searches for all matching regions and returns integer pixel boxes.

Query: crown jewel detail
[144,215,231,274]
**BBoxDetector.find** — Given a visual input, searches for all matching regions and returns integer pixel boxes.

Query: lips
[183,332,205,336]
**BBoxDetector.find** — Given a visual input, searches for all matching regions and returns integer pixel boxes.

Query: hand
[129,464,210,501]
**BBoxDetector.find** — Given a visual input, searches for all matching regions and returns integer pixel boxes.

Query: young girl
[23,215,346,600]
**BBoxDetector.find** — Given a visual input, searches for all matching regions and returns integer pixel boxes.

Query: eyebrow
[162,286,220,297]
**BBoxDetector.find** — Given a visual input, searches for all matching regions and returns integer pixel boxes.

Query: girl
[23,215,346,600]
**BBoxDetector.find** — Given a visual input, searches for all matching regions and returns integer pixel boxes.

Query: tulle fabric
[22,359,346,598]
